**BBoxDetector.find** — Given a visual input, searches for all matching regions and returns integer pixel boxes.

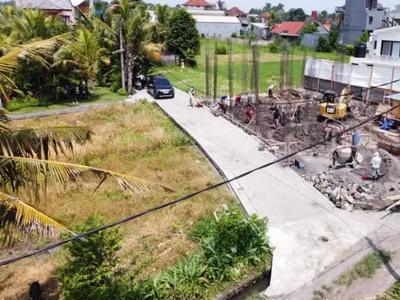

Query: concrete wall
[302,33,328,48]
[341,0,366,44]
[365,9,389,31]
[197,22,241,38]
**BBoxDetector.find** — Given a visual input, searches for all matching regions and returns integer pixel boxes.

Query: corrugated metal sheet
[193,15,241,24]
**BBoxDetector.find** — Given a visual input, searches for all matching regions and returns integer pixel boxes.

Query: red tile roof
[271,21,307,36]
[182,0,212,7]
[261,12,270,18]
[226,7,246,16]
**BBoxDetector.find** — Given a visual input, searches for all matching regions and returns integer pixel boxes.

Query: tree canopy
[165,9,200,59]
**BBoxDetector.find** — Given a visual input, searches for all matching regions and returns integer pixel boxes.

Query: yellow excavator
[319,87,352,121]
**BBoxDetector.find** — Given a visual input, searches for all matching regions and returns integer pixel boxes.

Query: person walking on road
[189,88,195,107]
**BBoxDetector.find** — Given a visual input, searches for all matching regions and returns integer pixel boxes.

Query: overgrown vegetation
[334,250,392,286]
[0,103,235,298]
[58,207,270,300]
[377,281,400,300]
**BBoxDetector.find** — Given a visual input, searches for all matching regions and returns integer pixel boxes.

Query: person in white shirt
[189,88,195,107]
[371,152,382,180]
[269,85,275,98]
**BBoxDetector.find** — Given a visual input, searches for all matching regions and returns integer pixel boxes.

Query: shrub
[216,45,227,55]
[231,32,238,38]
[189,215,215,242]
[316,35,331,53]
[58,214,124,300]
[268,44,279,53]
[344,44,355,56]
[116,88,128,96]
[250,34,256,40]
[110,82,120,93]
[6,95,40,112]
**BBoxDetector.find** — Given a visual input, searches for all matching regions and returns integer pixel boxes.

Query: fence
[303,57,400,102]
[301,33,328,48]
[161,54,181,66]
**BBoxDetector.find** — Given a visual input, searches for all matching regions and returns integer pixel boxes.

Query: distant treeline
[0,1,15,6]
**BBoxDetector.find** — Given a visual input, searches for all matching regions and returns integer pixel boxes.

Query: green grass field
[8,87,126,115]
[160,39,346,98]
[158,60,304,97]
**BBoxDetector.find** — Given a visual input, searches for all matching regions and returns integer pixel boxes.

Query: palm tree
[0,39,161,242]
[94,0,162,94]
[152,4,171,43]
[268,10,279,30]
[54,27,110,89]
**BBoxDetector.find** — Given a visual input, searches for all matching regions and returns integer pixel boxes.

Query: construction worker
[219,96,228,114]
[294,105,302,123]
[245,105,253,124]
[279,108,287,127]
[371,152,382,180]
[273,106,280,128]
[268,84,275,98]
[189,88,195,107]
[235,95,242,106]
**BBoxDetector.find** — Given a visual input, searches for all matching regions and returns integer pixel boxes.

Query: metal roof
[192,15,241,24]
[385,93,400,101]
[183,0,212,7]
[16,0,73,10]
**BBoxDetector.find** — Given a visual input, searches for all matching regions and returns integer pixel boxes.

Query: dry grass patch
[0,102,234,299]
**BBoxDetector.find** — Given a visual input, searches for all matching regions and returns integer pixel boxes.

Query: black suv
[147,75,175,99]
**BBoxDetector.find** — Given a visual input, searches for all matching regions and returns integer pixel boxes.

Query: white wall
[185,5,206,10]
[197,22,241,38]
[365,9,390,31]
[371,27,400,56]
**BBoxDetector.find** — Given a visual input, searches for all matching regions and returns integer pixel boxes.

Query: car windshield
[155,78,171,87]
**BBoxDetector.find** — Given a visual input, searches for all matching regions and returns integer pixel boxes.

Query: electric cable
[1,93,399,267]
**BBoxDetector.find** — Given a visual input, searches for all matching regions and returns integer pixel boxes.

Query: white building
[350,25,400,67]
[183,0,212,11]
[390,4,400,24]
[192,15,241,38]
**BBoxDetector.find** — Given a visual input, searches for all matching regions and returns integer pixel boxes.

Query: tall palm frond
[0,156,161,199]
[0,191,70,239]
[154,4,171,27]
[0,126,92,159]
[0,33,71,99]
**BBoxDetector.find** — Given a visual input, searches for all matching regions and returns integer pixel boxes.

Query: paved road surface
[156,89,400,299]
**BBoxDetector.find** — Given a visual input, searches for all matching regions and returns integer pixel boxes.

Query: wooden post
[330,63,335,90]
[316,61,322,92]
[390,66,395,97]
[366,66,374,106]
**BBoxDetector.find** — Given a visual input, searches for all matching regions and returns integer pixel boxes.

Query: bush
[110,82,120,93]
[216,45,227,55]
[58,214,124,300]
[116,88,128,96]
[316,35,331,53]
[344,44,355,56]
[268,44,279,53]
[6,95,40,112]
[250,34,256,40]
[231,32,238,38]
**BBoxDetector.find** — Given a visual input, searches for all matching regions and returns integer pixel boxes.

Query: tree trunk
[126,53,134,95]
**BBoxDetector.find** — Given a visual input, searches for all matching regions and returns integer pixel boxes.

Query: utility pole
[119,20,126,92]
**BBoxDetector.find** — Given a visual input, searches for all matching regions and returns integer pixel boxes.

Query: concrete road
[156,89,400,299]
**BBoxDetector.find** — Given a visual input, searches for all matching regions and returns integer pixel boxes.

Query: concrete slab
[156,89,400,299]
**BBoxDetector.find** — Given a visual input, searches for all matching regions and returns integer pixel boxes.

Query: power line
[1,94,400,267]
[161,66,400,106]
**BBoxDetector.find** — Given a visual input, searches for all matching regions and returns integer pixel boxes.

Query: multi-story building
[15,0,91,23]
[339,0,390,44]
[182,0,212,11]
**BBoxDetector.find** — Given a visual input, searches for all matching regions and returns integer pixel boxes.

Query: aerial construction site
[203,38,400,215]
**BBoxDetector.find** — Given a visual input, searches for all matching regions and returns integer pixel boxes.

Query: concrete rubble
[312,170,398,211]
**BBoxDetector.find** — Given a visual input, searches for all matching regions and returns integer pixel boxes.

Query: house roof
[260,12,270,18]
[16,0,73,10]
[251,22,267,28]
[226,7,246,16]
[182,0,212,7]
[322,23,331,32]
[192,15,241,24]
[271,21,307,36]
[71,0,89,6]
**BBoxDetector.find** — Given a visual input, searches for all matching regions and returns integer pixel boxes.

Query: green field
[8,87,126,115]
[160,39,346,98]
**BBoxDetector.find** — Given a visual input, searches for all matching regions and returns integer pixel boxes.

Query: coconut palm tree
[54,27,110,89]
[93,0,162,94]
[268,10,279,30]
[0,38,161,242]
